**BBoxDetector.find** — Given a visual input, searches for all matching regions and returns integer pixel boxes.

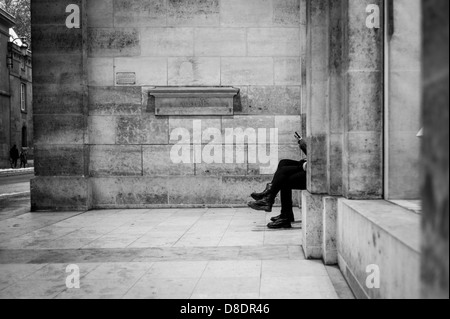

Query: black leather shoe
[251,183,272,201]
[248,194,275,213]
[271,215,295,223]
[267,218,292,229]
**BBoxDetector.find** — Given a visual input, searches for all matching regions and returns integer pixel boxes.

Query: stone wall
[31,0,91,211]
[0,9,14,168]
[31,0,305,210]
[86,0,304,208]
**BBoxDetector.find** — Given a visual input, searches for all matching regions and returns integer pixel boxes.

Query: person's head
[13,145,17,149]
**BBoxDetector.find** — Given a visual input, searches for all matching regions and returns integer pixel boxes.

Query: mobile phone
[295,132,302,140]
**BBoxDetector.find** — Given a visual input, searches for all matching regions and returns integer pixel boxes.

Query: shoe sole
[271,218,295,222]
[267,224,292,229]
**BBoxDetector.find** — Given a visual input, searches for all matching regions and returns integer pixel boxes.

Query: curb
[0,168,34,178]
[0,192,30,200]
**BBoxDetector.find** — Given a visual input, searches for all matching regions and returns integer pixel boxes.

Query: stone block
[90,145,142,177]
[273,0,301,26]
[114,57,168,86]
[32,26,82,55]
[91,177,168,206]
[33,84,85,115]
[344,132,383,199]
[88,28,140,57]
[32,0,82,26]
[222,176,272,205]
[337,199,421,299]
[248,144,300,175]
[274,58,302,85]
[307,134,328,194]
[33,55,84,86]
[114,0,166,27]
[88,58,114,86]
[329,133,343,196]
[346,0,383,71]
[168,58,220,86]
[222,116,276,145]
[89,86,142,115]
[247,28,301,57]
[194,28,246,56]
[31,177,90,211]
[275,116,302,145]
[169,117,222,145]
[141,28,194,57]
[168,0,220,26]
[88,116,116,145]
[246,86,301,115]
[143,145,195,176]
[347,71,383,132]
[196,144,248,177]
[116,115,169,145]
[88,0,113,27]
[221,0,273,27]
[34,115,86,145]
[302,191,323,259]
[152,87,237,116]
[167,176,222,205]
[34,145,88,177]
[323,196,339,265]
[221,58,274,85]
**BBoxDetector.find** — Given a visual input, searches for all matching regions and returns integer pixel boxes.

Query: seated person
[248,135,307,229]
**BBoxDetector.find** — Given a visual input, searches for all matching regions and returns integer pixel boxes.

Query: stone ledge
[149,87,239,116]
[340,200,420,253]
[337,199,421,299]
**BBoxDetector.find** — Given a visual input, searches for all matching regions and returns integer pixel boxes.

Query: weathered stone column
[341,0,384,199]
[421,0,449,299]
[327,0,344,197]
[31,0,90,211]
[302,0,329,259]
[305,0,329,194]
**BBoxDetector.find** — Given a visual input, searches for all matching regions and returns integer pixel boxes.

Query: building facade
[30,0,448,299]
[0,7,33,169]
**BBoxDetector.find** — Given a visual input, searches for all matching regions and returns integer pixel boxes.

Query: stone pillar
[327,0,344,196]
[305,0,329,194]
[302,191,323,259]
[322,196,338,265]
[341,0,384,199]
[421,0,449,299]
[31,0,91,211]
[302,0,329,260]
[299,0,307,140]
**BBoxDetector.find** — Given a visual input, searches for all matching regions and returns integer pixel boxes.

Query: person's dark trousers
[271,160,307,220]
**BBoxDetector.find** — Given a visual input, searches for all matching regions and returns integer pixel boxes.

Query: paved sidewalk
[0,207,353,299]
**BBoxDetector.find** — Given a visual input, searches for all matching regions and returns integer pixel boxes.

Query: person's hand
[298,139,307,149]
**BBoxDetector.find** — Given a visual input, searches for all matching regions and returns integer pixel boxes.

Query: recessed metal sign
[116,72,136,85]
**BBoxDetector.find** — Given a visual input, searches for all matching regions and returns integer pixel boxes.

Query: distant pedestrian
[10,145,19,169]
[20,149,28,168]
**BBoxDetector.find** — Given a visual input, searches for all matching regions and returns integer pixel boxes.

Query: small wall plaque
[116,72,136,85]
[149,87,239,116]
